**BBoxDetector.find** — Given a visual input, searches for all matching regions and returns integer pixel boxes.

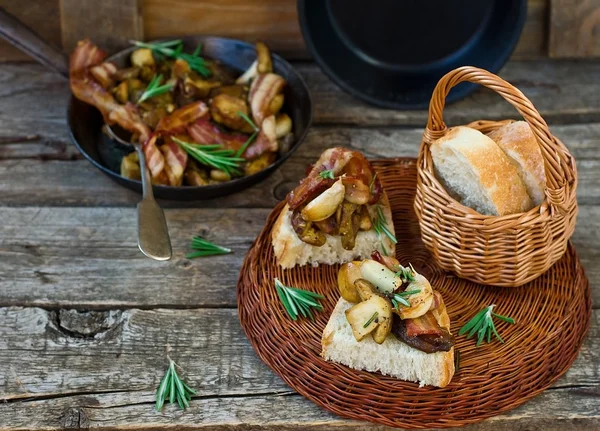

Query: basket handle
[423,66,574,213]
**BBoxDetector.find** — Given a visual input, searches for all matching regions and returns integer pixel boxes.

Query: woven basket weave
[414,66,578,287]
[238,158,590,429]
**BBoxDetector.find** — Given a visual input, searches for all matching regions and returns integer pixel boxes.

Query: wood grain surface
[0,0,553,62]
[0,58,598,429]
[59,0,143,54]
[0,307,598,430]
[142,0,549,59]
[549,0,600,58]
[0,0,61,62]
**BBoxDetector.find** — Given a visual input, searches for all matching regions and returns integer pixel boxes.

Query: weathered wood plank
[0,61,599,131]
[59,0,143,54]
[0,205,597,309]
[142,0,548,60]
[549,0,600,58]
[2,389,600,431]
[0,0,62,62]
[0,122,599,208]
[301,61,600,126]
[0,307,598,430]
[143,0,305,59]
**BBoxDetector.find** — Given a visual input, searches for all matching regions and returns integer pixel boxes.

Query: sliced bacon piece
[404,312,446,338]
[160,138,189,186]
[142,134,165,180]
[287,147,374,210]
[156,101,209,135]
[391,312,455,353]
[69,40,151,143]
[243,115,278,160]
[248,73,285,126]
[70,39,107,74]
[187,118,247,151]
[371,251,400,271]
[90,62,117,89]
[108,103,151,143]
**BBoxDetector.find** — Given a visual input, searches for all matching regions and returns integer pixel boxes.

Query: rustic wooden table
[0,60,598,430]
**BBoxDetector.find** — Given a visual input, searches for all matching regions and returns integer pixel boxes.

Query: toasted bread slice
[272,193,395,269]
[321,298,454,388]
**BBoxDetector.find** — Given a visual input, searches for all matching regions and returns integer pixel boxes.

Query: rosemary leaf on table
[187,236,232,259]
[274,278,324,321]
[458,305,516,346]
[155,360,197,411]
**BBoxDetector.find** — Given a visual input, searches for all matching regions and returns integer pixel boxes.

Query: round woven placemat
[237,158,591,429]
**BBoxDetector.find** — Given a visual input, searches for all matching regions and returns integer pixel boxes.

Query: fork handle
[135,146,172,261]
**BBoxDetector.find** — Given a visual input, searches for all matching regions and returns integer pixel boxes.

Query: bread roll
[487,121,546,206]
[321,298,454,388]
[431,126,533,216]
[272,194,395,269]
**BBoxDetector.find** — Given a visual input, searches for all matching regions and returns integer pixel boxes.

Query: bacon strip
[244,115,278,160]
[138,102,209,185]
[90,62,118,89]
[160,139,189,186]
[371,251,400,271]
[156,101,209,135]
[188,118,247,150]
[287,147,380,210]
[69,40,151,143]
[249,73,285,126]
[142,134,165,179]
[70,39,106,73]
[404,312,446,338]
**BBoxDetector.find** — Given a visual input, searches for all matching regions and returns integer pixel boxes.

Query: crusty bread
[322,298,454,388]
[431,126,533,216]
[487,121,546,206]
[272,193,395,269]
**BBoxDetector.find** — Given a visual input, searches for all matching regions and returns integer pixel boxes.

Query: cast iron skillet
[0,9,312,200]
[298,0,526,109]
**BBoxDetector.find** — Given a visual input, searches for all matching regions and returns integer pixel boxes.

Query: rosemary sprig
[274,278,324,321]
[373,205,397,244]
[363,311,379,328]
[319,169,335,179]
[235,111,260,157]
[155,360,197,411]
[369,172,378,193]
[395,263,415,283]
[458,305,516,346]
[187,236,232,259]
[391,289,421,309]
[137,74,173,104]
[131,39,211,77]
[173,138,244,176]
[237,111,259,132]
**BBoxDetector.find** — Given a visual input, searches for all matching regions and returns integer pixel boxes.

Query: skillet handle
[0,7,69,77]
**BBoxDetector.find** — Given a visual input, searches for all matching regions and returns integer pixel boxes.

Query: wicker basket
[414,66,578,287]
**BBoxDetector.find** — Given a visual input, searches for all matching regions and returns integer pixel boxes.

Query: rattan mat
[237,158,591,428]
